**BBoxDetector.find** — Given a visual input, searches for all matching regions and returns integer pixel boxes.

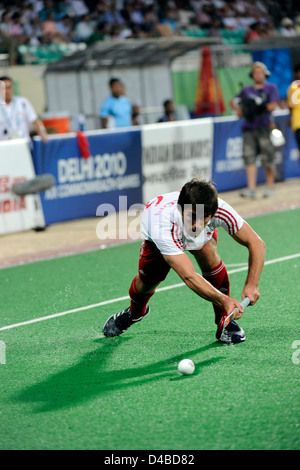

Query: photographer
[230,62,280,198]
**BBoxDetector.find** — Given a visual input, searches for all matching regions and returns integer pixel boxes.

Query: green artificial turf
[0,208,299,450]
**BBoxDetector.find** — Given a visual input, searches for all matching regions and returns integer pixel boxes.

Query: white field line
[0,253,299,332]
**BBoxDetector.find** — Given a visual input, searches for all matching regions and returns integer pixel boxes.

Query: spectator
[280,17,297,37]
[56,13,74,42]
[110,24,123,40]
[157,99,176,122]
[121,1,144,26]
[0,76,48,144]
[5,12,29,65]
[87,21,111,44]
[24,17,43,46]
[39,0,57,22]
[230,62,280,199]
[100,1,124,26]
[22,2,39,23]
[140,11,158,37]
[207,18,223,38]
[263,20,278,38]
[42,11,65,43]
[74,14,95,42]
[160,8,180,34]
[177,4,195,28]
[244,22,261,43]
[195,4,213,28]
[0,10,11,40]
[9,12,26,39]
[99,78,133,129]
[287,63,300,161]
[66,0,89,17]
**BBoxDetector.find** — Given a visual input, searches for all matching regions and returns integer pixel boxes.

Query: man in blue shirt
[99,78,133,129]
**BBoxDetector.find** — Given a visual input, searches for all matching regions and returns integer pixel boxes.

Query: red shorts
[138,229,218,286]
[138,240,171,285]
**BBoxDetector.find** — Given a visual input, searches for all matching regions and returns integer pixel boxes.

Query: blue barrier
[32,129,142,225]
[32,116,299,225]
[211,114,298,192]
[212,117,274,191]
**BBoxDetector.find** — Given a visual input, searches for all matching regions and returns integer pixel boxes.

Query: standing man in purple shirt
[230,62,280,199]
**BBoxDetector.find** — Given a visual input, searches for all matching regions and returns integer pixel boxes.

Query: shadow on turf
[12,338,225,413]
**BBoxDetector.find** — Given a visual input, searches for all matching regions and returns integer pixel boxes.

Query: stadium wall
[0,114,299,233]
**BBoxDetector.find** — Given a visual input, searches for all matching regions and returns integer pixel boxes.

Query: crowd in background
[0,0,299,62]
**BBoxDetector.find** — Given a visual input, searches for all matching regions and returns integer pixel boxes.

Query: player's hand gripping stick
[216,297,251,340]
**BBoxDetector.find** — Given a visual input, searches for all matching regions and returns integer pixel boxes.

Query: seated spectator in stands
[101,1,124,26]
[66,0,89,17]
[24,18,43,46]
[22,2,39,23]
[263,20,278,38]
[157,99,176,123]
[91,0,110,24]
[9,12,27,39]
[99,78,133,129]
[42,12,65,43]
[244,22,261,43]
[39,0,57,22]
[195,2,222,29]
[56,13,74,42]
[75,14,95,42]
[87,21,111,44]
[177,4,195,29]
[280,17,297,37]
[222,13,244,30]
[160,8,180,35]
[121,1,144,26]
[0,10,11,40]
[110,24,124,40]
[5,12,29,64]
[195,4,213,28]
[140,11,158,37]
[207,18,223,38]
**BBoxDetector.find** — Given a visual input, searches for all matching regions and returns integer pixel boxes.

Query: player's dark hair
[178,178,218,218]
[109,77,120,87]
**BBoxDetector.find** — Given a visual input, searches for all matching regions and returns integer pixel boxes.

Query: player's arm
[231,221,266,305]
[163,252,243,315]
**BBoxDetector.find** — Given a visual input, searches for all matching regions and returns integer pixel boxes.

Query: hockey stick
[216,296,251,340]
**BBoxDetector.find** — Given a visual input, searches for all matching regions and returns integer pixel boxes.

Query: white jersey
[141,191,244,256]
[0,96,37,143]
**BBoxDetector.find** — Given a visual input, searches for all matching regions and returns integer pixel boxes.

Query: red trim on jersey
[214,214,233,234]
[171,223,184,251]
[145,195,163,209]
[216,207,239,233]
